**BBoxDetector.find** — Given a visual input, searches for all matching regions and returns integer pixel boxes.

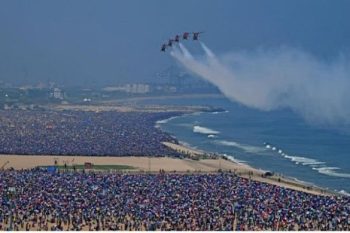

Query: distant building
[103,83,150,94]
[153,85,177,93]
[51,88,64,100]
[19,85,34,90]
[125,84,150,94]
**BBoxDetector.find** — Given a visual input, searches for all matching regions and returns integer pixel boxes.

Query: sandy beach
[163,142,334,196]
[0,142,332,196]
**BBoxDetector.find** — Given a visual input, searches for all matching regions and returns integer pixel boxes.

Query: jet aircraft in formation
[161,31,204,52]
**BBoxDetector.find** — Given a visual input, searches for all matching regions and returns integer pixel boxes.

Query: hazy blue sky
[1,0,350,87]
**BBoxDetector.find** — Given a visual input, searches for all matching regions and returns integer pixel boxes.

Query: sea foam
[339,190,350,196]
[214,140,265,154]
[222,153,247,164]
[283,155,326,166]
[267,143,350,179]
[156,116,178,124]
[314,167,350,178]
[193,126,220,135]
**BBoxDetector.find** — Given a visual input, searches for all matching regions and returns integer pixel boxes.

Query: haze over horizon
[1,0,350,87]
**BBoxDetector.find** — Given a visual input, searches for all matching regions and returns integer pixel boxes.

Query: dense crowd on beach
[0,169,349,231]
[0,110,182,157]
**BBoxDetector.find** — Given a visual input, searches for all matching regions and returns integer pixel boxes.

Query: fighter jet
[161,43,167,52]
[167,39,174,47]
[182,32,190,40]
[193,32,204,40]
[161,31,204,52]
[174,35,180,42]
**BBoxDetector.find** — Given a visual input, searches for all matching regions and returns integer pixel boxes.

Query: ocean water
[142,96,350,194]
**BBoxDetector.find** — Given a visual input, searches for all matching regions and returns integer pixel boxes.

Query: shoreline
[155,113,339,197]
[162,141,335,196]
[0,151,334,197]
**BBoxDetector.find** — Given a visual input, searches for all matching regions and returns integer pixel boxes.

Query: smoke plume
[171,43,350,125]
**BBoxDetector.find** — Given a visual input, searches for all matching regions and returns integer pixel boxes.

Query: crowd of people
[0,169,349,231]
[0,110,182,157]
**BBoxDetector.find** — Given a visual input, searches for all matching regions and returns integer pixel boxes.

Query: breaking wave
[212,110,229,115]
[314,167,350,178]
[193,126,220,135]
[283,155,326,166]
[214,140,266,154]
[222,153,247,164]
[339,190,350,196]
[266,142,350,179]
[156,116,179,124]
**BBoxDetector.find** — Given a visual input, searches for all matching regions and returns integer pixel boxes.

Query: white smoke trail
[200,42,215,58]
[171,43,350,125]
[178,43,193,59]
